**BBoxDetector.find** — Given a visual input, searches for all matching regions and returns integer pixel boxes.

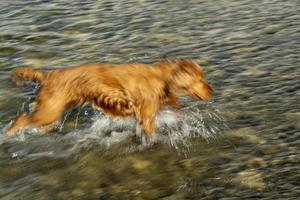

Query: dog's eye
[179,85,188,90]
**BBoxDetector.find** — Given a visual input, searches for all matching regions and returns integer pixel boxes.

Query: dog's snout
[206,83,213,93]
[194,82,213,101]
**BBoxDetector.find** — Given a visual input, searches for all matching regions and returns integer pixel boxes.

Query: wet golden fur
[4,60,212,136]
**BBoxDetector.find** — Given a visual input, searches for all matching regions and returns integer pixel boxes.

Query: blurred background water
[0,0,299,199]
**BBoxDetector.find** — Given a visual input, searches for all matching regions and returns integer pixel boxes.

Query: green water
[0,0,299,199]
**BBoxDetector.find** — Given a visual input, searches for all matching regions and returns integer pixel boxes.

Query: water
[0,0,299,199]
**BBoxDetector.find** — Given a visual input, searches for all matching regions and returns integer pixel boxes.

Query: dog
[4,60,212,137]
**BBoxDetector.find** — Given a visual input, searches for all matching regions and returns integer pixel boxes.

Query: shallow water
[0,0,299,199]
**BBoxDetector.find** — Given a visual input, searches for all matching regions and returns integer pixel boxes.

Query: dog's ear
[176,60,204,77]
[171,60,197,88]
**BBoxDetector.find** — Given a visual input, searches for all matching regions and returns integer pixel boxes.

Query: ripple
[0,0,299,199]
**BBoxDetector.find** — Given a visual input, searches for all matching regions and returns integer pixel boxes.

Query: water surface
[0,0,299,199]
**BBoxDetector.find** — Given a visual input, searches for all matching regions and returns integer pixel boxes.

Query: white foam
[0,101,228,159]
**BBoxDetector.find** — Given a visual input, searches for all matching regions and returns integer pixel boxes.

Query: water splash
[0,101,229,160]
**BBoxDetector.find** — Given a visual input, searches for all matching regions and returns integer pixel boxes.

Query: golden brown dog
[4,60,212,136]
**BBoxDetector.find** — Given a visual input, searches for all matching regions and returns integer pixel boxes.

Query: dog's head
[168,60,213,100]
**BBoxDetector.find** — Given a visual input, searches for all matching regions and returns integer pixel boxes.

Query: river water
[0,0,299,199]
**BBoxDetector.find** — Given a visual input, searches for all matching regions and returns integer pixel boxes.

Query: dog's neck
[154,60,179,79]
[153,61,181,96]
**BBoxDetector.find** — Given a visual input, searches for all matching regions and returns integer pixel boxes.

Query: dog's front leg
[136,100,159,146]
[163,94,182,109]
[137,99,159,135]
[140,118,156,135]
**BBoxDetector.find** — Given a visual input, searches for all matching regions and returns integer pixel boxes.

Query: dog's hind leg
[5,95,67,136]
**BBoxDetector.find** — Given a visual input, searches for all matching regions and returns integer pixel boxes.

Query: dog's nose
[208,85,213,95]
[203,83,213,100]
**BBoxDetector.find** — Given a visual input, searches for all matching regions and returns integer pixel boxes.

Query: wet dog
[4,60,212,137]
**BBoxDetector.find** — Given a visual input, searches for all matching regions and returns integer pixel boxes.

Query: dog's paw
[4,129,17,137]
[141,133,159,148]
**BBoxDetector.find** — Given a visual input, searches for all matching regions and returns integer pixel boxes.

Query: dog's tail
[11,67,46,86]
